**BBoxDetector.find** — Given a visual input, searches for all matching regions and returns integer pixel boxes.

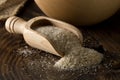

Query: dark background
[0,0,120,80]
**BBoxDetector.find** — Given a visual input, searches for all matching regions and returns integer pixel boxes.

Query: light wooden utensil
[5,16,83,57]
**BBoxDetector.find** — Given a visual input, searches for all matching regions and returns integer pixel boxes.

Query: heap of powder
[54,47,103,70]
[35,26,103,70]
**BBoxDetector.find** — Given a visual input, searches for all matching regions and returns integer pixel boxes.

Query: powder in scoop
[35,26,82,56]
[35,26,103,70]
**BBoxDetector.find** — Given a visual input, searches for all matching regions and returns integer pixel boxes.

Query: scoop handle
[5,16,27,34]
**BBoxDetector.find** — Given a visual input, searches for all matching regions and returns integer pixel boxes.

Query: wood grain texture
[0,0,120,80]
[0,28,26,80]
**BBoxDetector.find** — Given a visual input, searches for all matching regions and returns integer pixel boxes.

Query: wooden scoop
[5,16,83,57]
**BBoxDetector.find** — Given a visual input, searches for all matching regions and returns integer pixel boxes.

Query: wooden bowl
[35,0,120,26]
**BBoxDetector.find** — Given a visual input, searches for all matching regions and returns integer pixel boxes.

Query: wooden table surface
[0,0,120,80]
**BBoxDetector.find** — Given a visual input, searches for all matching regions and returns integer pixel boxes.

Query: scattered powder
[14,44,60,80]
[11,26,119,80]
[16,46,33,57]
[35,26,103,70]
